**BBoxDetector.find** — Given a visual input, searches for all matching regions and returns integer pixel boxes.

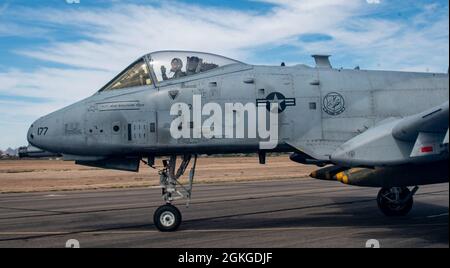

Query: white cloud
[0,0,448,149]
[0,68,111,101]
[366,0,381,4]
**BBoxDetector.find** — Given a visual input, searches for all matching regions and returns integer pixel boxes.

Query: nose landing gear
[152,154,197,232]
[377,186,419,217]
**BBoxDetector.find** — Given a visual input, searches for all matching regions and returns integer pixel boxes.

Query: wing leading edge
[330,102,449,167]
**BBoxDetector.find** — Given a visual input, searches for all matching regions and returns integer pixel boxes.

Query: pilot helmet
[170,58,183,72]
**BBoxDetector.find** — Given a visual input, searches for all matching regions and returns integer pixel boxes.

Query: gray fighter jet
[20,50,449,232]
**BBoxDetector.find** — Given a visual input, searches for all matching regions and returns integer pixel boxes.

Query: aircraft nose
[27,121,35,145]
[27,118,44,149]
[27,113,61,152]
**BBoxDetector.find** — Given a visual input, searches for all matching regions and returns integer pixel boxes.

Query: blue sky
[0,0,449,150]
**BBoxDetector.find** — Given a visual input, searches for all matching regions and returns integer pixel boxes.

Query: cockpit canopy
[100,51,242,92]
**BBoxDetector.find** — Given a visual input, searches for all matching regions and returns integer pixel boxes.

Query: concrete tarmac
[0,178,447,248]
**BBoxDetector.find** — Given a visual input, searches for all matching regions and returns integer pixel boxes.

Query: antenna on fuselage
[312,55,332,69]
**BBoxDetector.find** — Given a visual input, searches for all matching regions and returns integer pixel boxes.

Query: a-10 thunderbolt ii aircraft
[20,50,449,232]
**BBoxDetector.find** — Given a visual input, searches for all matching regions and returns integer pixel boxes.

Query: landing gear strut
[377,186,418,217]
[152,154,197,232]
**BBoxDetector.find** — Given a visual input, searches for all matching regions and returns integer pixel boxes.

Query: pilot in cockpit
[186,56,202,75]
[161,58,186,80]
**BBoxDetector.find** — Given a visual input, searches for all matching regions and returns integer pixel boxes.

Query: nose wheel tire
[154,204,182,232]
[377,187,414,217]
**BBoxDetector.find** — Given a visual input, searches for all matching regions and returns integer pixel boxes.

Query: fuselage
[27,59,449,160]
